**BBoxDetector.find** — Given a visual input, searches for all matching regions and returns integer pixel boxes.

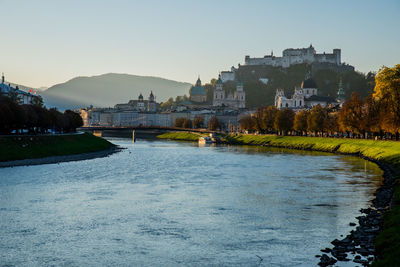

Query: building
[245,45,341,68]
[189,77,207,103]
[337,78,345,106]
[0,73,39,105]
[114,91,159,112]
[274,72,336,109]
[219,45,346,83]
[80,106,246,132]
[213,75,245,109]
[220,66,236,83]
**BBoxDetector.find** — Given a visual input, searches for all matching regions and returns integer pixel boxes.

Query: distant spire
[305,69,312,80]
[271,50,273,56]
[337,78,345,101]
[195,75,202,86]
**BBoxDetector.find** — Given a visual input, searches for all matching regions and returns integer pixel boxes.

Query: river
[0,139,383,266]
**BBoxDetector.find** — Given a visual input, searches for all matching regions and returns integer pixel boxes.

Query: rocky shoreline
[316,158,398,266]
[0,145,123,168]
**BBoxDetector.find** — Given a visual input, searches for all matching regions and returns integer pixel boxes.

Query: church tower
[147,91,156,112]
[213,74,225,107]
[235,81,245,108]
[337,78,345,105]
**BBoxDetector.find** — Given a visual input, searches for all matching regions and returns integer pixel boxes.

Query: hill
[42,73,192,110]
[210,63,375,108]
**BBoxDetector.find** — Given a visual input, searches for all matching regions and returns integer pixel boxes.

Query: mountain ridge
[41,73,192,110]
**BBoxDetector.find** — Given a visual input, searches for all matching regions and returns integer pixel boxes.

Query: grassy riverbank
[0,133,114,162]
[157,132,201,142]
[226,135,400,168]
[157,132,400,265]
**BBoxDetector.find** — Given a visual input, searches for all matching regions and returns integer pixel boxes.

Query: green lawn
[157,132,201,142]
[226,135,400,169]
[0,132,114,162]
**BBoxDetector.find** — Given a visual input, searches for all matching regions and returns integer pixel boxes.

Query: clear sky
[1,0,399,88]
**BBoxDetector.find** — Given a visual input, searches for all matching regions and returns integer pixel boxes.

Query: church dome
[190,85,206,96]
[301,78,317,89]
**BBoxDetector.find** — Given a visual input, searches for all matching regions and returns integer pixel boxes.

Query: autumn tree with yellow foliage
[373,64,400,138]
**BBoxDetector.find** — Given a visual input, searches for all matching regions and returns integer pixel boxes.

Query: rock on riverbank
[317,160,398,266]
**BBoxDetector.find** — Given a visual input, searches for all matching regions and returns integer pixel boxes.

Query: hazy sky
[1,0,399,88]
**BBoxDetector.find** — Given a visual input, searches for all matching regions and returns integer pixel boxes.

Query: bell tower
[213,74,225,106]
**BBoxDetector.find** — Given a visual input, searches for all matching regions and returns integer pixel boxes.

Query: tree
[21,104,38,133]
[193,115,204,128]
[308,105,327,135]
[64,110,83,132]
[338,92,364,136]
[208,116,221,131]
[239,115,254,132]
[160,97,174,109]
[0,96,25,134]
[262,105,278,132]
[183,118,192,129]
[323,112,339,135]
[373,64,400,137]
[174,117,186,128]
[293,110,308,135]
[364,94,382,137]
[7,87,20,103]
[252,107,266,132]
[274,108,294,135]
[31,95,44,107]
[48,108,66,133]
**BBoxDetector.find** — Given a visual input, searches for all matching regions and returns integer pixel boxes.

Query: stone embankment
[317,160,398,266]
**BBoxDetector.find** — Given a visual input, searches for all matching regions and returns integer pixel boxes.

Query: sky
[1,0,399,88]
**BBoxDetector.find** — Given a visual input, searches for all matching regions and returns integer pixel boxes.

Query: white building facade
[275,74,336,110]
[213,75,245,109]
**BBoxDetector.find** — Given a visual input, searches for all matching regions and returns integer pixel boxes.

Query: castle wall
[221,71,235,82]
[245,47,341,68]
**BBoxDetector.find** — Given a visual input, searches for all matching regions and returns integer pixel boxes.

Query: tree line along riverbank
[0,133,115,163]
[157,132,400,266]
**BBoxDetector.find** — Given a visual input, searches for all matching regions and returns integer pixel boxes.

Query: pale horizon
[1,0,399,88]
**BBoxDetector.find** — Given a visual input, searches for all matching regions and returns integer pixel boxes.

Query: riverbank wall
[0,133,117,167]
[157,132,400,266]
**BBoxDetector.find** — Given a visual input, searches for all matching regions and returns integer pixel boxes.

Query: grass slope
[0,133,113,162]
[157,132,201,142]
[226,135,400,168]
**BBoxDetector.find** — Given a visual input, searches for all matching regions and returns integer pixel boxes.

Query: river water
[0,139,383,266]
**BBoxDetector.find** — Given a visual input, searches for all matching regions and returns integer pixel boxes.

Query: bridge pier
[93,130,103,137]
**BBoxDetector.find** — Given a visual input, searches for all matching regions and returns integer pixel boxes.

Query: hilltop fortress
[245,44,340,67]
[221,45,352,83]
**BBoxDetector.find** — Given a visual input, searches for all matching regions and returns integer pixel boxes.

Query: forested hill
[207,63,375,108]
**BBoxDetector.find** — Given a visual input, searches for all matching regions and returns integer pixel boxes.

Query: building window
[307,90,309,94]
[300,100,302,106]
[286,103,288,107]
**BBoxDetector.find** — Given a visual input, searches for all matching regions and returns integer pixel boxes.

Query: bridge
[78,126,215,140]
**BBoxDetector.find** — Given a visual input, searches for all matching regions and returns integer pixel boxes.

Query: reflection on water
[0,139,382,266]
